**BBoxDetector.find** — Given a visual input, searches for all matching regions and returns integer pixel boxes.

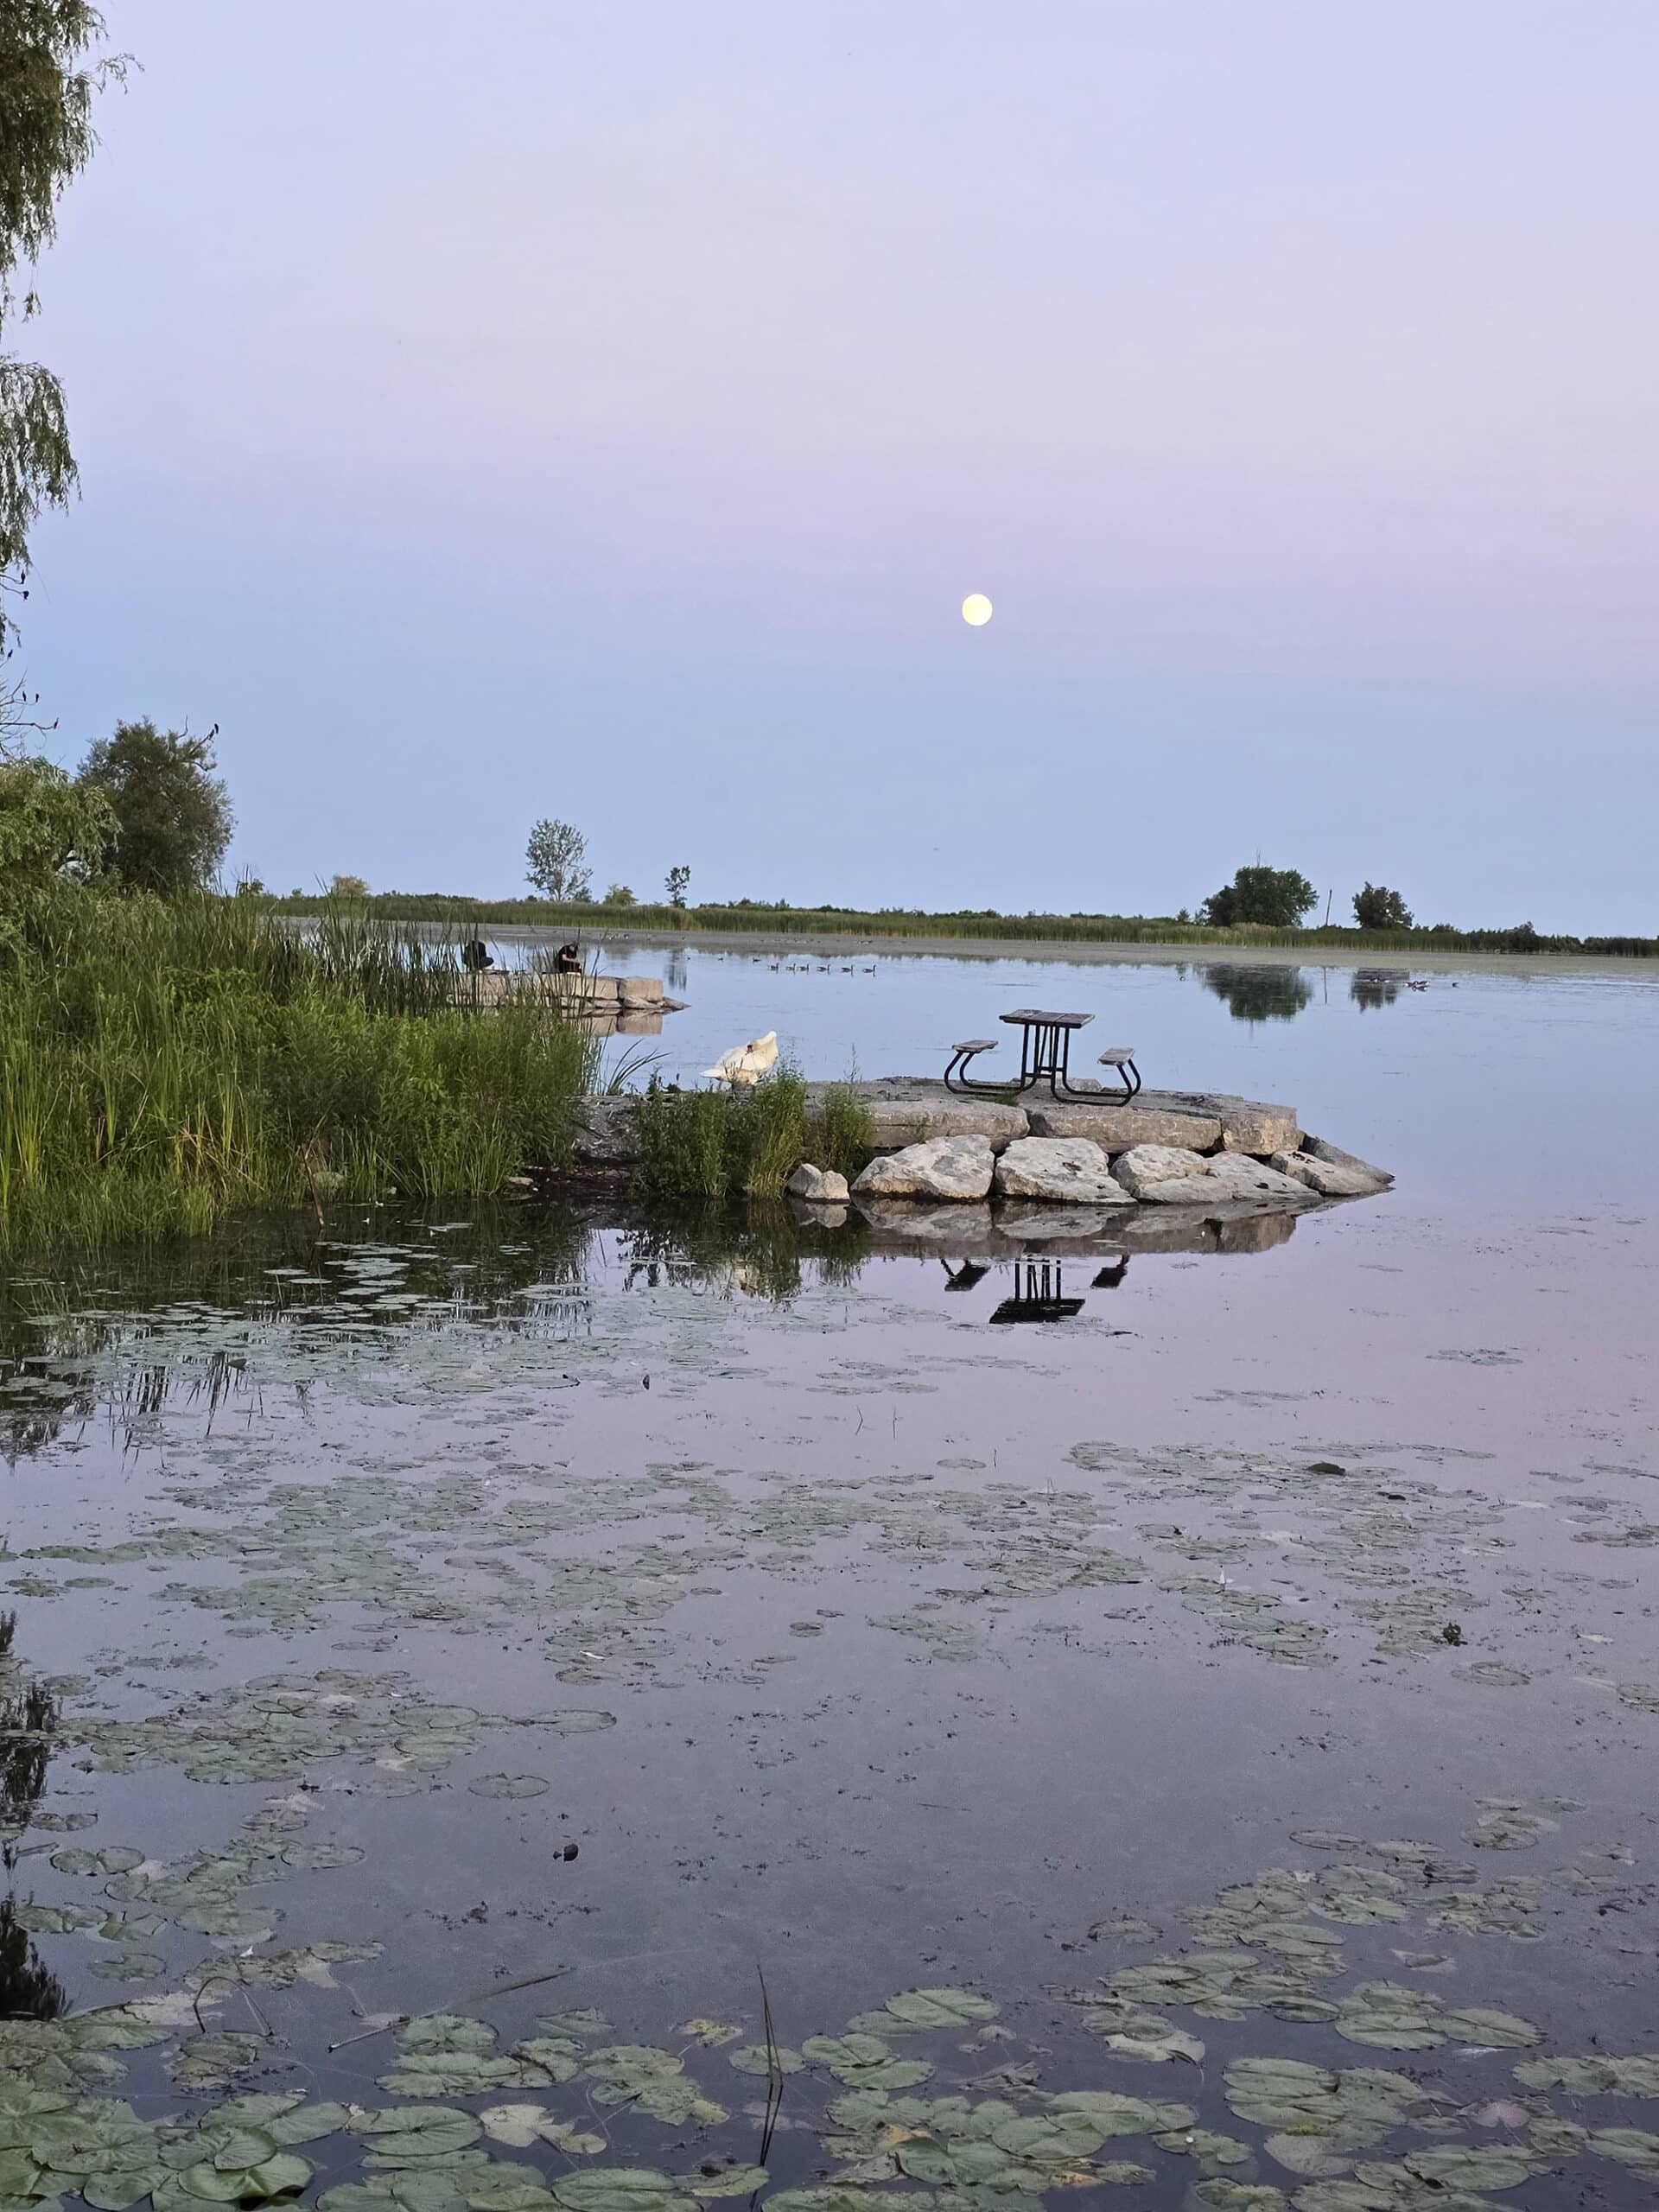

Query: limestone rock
[993,1136,1132,1205]
[1271,1148,1389,1198]
[617,976,664,1009]
[1203,1153,1316,1202]
[570,1095,639,1168]
[1195,1093,1301,1154]
[852,1134,995,1202]
[1127,1173,1220,1205]
[1111,1144,1211,1199]
[1302,1135,1394,1185]
[826,1080,1028,1153]
[1027,1100,1223,1152]
[786,1162,850,1204]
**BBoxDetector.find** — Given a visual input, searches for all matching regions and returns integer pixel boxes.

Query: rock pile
[569,1078,1393,1216]
[831,1127,1389,1211]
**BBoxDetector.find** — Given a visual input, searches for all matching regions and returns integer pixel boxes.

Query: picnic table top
[1000,1007,1094,1028]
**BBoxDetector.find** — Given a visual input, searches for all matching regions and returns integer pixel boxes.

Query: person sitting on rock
[553,942,582,975]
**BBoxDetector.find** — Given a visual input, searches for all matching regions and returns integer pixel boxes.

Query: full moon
[961,592,994,626]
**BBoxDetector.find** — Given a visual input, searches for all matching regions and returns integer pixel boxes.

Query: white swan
[703,1030,779,1087]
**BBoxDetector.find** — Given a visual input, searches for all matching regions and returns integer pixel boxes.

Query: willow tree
[0,3,119,654]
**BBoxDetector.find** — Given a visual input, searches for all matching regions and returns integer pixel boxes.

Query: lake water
[3,945,1658,2212]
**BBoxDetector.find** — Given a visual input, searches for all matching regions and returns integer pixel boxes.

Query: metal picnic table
[945,1008,1135,1101]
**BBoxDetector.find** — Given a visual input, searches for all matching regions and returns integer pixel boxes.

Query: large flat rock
[809,1079,1029,1152]
[852,1134,995,1201]
[994,1136,1132,1205]
[1027,1097,1224,1151]
[1194,1092,1302,1155]
[1111,1143,1211,1198]
[1030,1090,1298,1155]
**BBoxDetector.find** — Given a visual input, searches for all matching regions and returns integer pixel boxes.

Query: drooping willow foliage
[0,2,122,628]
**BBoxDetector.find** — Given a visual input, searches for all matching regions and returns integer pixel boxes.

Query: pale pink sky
[24,2,1659,925]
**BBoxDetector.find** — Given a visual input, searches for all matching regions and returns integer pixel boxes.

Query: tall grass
[0,892,601,1249]
[632,1071,874,1201]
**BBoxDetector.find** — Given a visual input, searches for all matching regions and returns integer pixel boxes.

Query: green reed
[0,892,601,1249]
[630,1070,874,1201]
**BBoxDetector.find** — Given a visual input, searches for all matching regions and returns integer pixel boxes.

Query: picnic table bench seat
[1096,1047,1142,1098]
[944,1039,1005,1088]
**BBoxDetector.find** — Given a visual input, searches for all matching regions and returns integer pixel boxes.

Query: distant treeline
[263,895,1657,959]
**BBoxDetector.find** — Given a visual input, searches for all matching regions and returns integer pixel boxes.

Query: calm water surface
[3,948,1656,2212]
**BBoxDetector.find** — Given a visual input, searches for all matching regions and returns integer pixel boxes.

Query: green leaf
[353,2111,484,2166]
[550,2172,684,2212]
[177,2153,312,2202]
[855,1990,995,2033]
[726,2047,801,2077]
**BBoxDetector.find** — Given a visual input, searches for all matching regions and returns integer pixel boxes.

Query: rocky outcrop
[563,1079,1390,1217]
[1303,1135,1394,1186]
[1270,1146,1392,1198]
[810,1080,1028,1153]
[1110,1144,1211,1199]
[851,1134,995,1201]
[1203,1154,1315,1201]
[1027,1100,1223,1151]
[1197,1094,1301,1155]
[993,1137,1131,1205]
[786,1162,850,1204]
[1111,1147,1314,1207]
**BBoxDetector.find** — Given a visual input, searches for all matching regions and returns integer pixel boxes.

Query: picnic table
[945,1009,1140,1102]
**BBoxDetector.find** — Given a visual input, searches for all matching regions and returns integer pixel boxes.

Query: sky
[17,1,1659,928]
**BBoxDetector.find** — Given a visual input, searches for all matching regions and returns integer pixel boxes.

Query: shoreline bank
[498,922,1659,982]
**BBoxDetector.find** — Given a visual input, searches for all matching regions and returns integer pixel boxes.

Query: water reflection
[1351,968,1402,1011]
[988,1260,1085,1324]
[0,1189,1319,1446]
[1200,963,1313,1023]
[0,1647,68,2021]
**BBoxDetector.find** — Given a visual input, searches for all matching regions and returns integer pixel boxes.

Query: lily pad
[851,1989,996,2034]
[550,2173,683,2212]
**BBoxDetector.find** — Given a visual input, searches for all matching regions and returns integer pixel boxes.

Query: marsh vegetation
[0,893,601,1249]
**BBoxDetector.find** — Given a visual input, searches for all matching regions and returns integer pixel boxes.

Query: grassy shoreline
[266,894,1656,962]
[0,898,601,1250]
